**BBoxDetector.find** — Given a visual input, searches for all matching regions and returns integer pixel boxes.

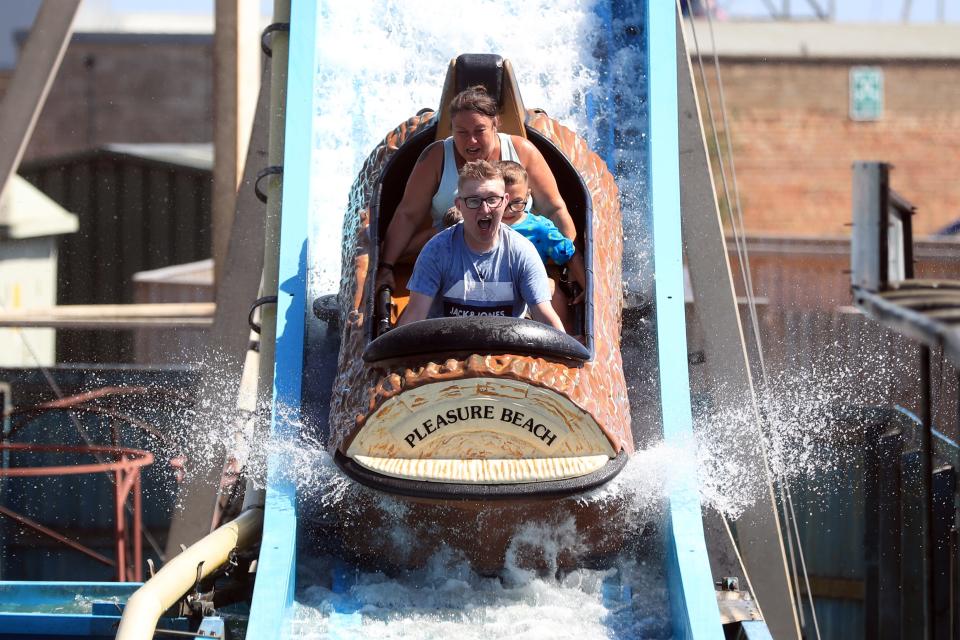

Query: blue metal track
[645,1,723,637]
[245,0,318,634]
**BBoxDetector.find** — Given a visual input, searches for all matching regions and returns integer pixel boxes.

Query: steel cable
[683,4,823,637]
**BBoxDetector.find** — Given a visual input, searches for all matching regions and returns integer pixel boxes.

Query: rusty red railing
[0,443,154,581]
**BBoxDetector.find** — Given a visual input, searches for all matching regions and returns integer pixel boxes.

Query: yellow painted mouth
[346,377,616,484]
[352,454,610,484]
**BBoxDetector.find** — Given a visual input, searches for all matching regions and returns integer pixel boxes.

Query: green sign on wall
[850,66,884,121]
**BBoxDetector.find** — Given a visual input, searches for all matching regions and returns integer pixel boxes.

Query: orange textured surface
[328,110,632,455]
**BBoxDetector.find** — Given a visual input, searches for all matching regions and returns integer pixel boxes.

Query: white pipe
[114,505,262,640]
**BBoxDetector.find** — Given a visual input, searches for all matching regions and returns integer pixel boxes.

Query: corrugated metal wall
[0,366,197,581]
[744,307,957,637]
[19,150,212,364]
[700,236,960,637]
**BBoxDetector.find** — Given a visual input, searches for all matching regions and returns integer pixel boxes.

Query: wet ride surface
[289,515,672,639]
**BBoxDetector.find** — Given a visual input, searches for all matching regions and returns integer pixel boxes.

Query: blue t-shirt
[510,213,575,265]
[407,224,552,318]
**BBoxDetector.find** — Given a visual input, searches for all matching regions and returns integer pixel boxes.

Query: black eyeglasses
[461,194,505,209]
[506,198,527,213]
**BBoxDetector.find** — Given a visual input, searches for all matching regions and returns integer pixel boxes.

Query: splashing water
[289,545,670,640]
[153,323,904,636]
[256,347,911,636]
[307,0,601,295]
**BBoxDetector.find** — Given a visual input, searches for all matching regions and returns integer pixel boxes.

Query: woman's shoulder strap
[499,133,521,163]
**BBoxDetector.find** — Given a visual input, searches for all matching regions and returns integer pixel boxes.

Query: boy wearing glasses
[442,161,586,330]
[399,160,564,331]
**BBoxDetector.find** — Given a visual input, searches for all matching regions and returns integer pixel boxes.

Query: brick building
[685,21,960,237]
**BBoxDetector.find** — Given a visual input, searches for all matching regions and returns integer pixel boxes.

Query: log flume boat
[324,53,634,570]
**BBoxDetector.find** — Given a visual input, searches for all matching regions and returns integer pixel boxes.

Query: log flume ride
[325,53,634,570]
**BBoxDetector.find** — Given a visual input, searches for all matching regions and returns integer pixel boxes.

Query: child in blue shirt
[500,162,576,265]
[503,161,586,331]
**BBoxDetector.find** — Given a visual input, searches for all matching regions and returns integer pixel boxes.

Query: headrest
[435,54,527,141]
[454,54,505,105]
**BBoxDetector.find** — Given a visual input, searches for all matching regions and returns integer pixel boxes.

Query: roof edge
[684,20,960,61]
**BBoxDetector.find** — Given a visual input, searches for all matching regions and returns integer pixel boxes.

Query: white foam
[306,0,602,296]
[290,543,671,640]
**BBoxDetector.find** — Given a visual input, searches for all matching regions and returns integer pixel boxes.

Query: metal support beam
[805,0,828,19]
[902,448,928,634]
[863,422,882,640]
[759,0,780,19]
[902,0,914,23]
[921,346,934,640]
[675,10,801,640]
[213,0,262,289]
[247,0,300,631]
[879,430,904,640]
[0,1,80,202]
[932,465,956,640]
[0,303,215,329]
[164,65,271,556]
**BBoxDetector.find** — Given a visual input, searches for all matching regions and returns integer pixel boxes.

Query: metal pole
[0,0,80,201]
[863,422,882,639]
[212,0,260,289]
[881,430,905,640]
[133,471,143,582]
[921,345,934,640]
[902,0,913,23]
[805,0,827,20]
[932,465,956,640]
[0,504,115,567]
[114,468,126,582]
[256,0,290,423]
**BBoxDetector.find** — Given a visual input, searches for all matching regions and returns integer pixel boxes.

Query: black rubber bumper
[362,316,591,365]
[334,449,628,501]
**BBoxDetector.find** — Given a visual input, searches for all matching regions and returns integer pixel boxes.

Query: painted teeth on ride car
[352,455,609,483]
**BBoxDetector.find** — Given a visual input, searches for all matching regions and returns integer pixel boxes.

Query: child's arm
[537,217,586,299]
[566,253,587,305]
